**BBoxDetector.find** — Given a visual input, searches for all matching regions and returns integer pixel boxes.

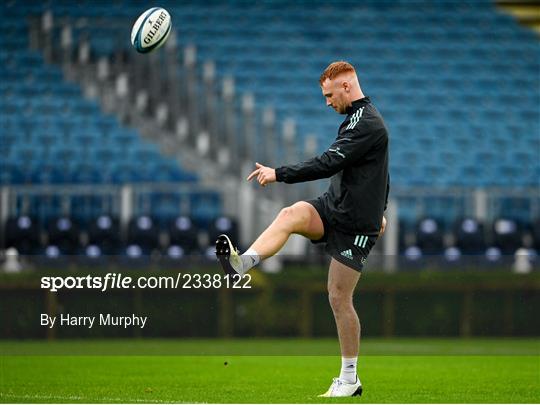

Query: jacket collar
[346,97,370,115]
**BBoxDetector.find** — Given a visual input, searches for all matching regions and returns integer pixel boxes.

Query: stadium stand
[0,0,538,266]
[4,216,40,255]
[0,2,225,247]
[167,216,200,254]
[9,0,535,189]
[453,218,487,255]
[415,218,445,255]
[86,215,121,255]
[46,216,80,254]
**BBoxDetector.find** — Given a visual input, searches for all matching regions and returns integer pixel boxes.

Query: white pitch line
[0,393,207,404]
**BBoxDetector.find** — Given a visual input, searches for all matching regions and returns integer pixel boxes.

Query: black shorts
[306,198,378,272]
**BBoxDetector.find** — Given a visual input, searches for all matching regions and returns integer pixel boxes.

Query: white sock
[239,248,260,275]
[339,357,357,384]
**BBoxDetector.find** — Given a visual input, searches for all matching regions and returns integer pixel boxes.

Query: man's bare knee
[328,287,353,313]
[276,203,310,233]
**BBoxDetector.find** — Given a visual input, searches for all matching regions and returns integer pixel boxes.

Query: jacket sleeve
[275,127,384,184]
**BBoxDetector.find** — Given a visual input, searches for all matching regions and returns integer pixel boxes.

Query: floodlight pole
[303,135,318,200]
[222,76,237,172]
[184,45,199,147]
[165,30,180,130]
[42,10,53,63]
[0,187,9,249]
[202,60,218,158]
[241,92,256,166]
[383,198,399,273]
[282,118,299,204]
[262,107,276,167]
[147,51,161,115]
[60,24,73,81]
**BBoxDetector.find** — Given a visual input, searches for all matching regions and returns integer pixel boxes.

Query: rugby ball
[131,7,172,53]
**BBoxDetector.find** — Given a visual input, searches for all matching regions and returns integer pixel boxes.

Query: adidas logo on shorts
[340,249,353,260]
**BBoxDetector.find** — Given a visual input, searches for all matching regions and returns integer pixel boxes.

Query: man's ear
[342,80,350,92]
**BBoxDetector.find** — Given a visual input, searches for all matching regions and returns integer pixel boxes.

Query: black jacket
[275,97,389,236]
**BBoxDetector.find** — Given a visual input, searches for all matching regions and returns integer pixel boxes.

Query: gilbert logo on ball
[131,7,172,53]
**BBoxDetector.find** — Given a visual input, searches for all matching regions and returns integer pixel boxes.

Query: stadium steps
[0,4,224,224]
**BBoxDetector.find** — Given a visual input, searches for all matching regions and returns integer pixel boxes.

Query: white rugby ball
[131,7,172,53]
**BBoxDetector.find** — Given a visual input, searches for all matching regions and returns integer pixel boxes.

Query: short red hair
[319,61,356,85]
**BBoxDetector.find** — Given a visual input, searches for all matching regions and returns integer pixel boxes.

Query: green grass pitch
[1,338,539,403]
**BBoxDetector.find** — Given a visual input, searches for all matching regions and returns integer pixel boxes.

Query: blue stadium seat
[1,0,537,229]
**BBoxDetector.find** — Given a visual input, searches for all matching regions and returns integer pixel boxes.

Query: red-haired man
[216,61,389,397]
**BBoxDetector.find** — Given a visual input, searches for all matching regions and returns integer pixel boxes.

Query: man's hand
[247,162,276,187]
[379,216,387,237]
